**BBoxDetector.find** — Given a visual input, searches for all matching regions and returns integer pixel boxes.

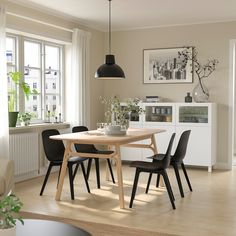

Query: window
[6,34,64,122]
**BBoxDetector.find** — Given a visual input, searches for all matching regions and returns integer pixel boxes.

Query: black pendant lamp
[95,0,125,79]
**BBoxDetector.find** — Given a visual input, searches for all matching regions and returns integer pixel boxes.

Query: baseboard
[214,162,232,170]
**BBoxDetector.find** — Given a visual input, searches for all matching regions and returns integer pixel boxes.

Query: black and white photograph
[143,47,193,84]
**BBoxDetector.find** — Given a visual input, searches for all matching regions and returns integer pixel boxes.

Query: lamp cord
[108,0,111,54]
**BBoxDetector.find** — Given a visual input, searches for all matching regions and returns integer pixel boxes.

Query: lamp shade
[95,55,125,79]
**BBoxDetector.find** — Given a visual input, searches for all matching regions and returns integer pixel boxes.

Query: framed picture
[143,46,193,84]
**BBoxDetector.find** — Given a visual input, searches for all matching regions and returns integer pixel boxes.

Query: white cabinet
[175,103,216,172]
[120,102,217,172]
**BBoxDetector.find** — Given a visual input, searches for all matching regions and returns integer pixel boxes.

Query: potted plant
[8,72,38,127]
[18,112,33,126]
[178,47,219,102]
[0,194,24,236]
[100,96,145,130]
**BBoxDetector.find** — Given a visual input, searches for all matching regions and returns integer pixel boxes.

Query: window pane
[45,45,59,70]
[24,68,41,91]
[24,41,40,68]
[45,71,60,94]
[24,69,41,119]
[45,95,61,121]
[6,37,16,65]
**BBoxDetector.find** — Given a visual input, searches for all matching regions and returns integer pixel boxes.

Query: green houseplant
[8,72,38,127]
[100,96,145,129]
[0,194,24,235]
[18,112,33,126]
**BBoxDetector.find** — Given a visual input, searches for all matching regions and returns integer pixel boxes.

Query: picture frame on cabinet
[143,46,194,84]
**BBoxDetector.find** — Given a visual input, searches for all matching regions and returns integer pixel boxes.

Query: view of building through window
[6,35,63,123]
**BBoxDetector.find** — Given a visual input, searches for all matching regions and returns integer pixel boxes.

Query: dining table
[50,128,166,209]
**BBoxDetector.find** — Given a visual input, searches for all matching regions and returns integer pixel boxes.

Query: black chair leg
[129,169,141,208]
[162,171,176,210]
[173,164,184,198]
[95,158,100,188]
[68,164,75,200]
[164,170,175,201]
[40,163,53,196]
[81,162,90,193]
[107,159,115,183]
[72,163,80,181]
[181,163,193,192]
[156,173,160,188]
[145,173,152,194]
[86,158,93,180]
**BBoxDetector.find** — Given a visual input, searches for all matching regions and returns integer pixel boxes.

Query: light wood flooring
[15,162,236,236]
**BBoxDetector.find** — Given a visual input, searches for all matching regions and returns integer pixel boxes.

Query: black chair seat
[130,161,164,171]
[72,126,115,189]
[129,133,176,210]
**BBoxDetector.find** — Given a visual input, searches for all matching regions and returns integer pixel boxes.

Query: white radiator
[9,133,39,176]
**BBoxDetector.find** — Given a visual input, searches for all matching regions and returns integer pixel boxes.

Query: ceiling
[9,0,236,31]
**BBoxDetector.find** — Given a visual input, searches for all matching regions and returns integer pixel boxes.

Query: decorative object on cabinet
[100,96,145,130]
[95,0,125,79]
[185,92,192,103]
[143,47,193,84]
[178,47,219,102]
[145,96,160,102]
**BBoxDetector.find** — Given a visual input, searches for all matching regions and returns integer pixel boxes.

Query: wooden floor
[15,162,236,236]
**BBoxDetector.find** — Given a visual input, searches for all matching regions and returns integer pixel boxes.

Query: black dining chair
[40,129,90,200]
[146,130,192,198]
[72,126,115,189]
[129,133,176,209]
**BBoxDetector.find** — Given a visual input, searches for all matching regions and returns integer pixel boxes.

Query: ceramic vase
[192,80,209,102]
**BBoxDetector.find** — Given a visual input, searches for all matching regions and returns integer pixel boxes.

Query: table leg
[55,141,71,201]
[114,144,125,209]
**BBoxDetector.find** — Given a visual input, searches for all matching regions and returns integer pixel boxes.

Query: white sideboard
[120,102,217,172]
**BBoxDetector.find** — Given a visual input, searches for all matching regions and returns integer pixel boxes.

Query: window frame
[6,33,65,123]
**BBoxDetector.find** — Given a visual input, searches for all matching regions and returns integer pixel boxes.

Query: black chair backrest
[155,133,175,169]
[72,126,97,153]
[171,130,191,162]
[42,129,65,162]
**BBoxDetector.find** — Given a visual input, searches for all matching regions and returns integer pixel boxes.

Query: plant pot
[0,227,16,236]
[8,112,19,127]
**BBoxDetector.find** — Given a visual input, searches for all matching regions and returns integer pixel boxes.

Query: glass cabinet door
[145,105,173,123]
[178,106,208,123]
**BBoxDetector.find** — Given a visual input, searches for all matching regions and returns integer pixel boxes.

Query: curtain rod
[6,11,74,33]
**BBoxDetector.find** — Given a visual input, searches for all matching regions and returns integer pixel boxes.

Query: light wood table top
[50,128,165,208]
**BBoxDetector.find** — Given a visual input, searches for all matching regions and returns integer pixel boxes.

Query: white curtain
[68,28,91,128]
[0,0,9,159]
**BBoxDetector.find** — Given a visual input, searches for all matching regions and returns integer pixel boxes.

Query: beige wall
[103,22,236,167]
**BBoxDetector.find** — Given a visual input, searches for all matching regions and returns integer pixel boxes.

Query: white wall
[103,21,236,168]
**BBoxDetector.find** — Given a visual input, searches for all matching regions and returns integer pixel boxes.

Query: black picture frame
[143,46,193,84]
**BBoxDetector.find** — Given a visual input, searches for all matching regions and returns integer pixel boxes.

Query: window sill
[9,122,70,134]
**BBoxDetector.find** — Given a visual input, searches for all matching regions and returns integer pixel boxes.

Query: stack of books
[145,96,160,102]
